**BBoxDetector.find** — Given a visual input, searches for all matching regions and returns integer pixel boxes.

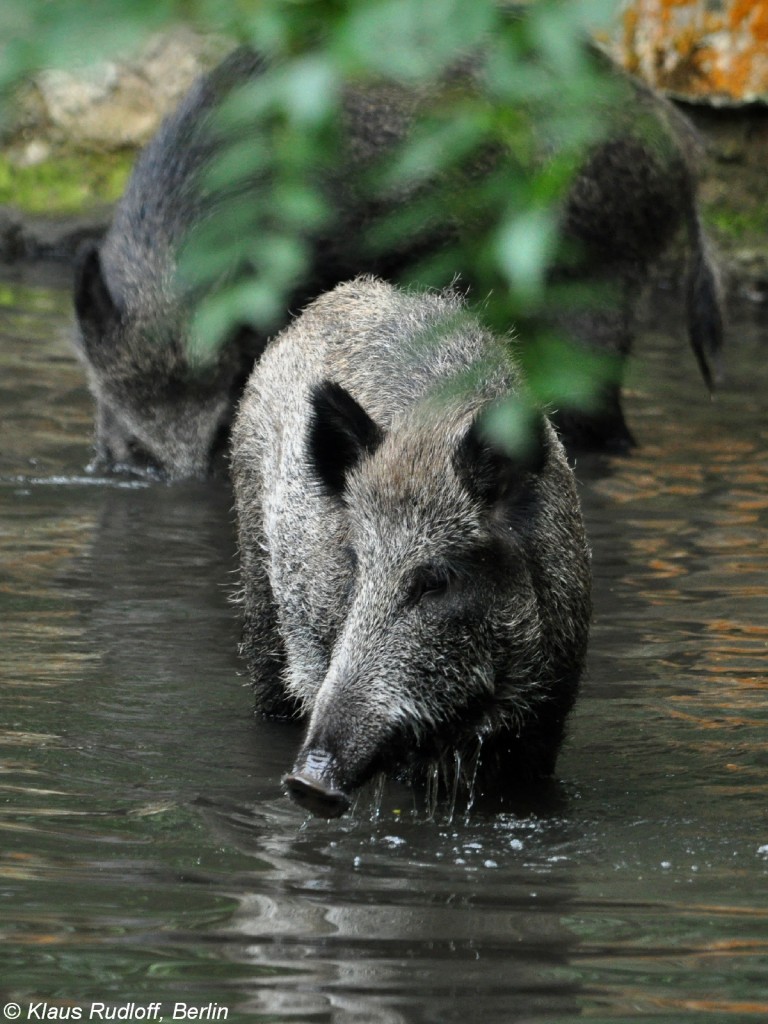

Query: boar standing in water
[72,49,268,480]
[74,43,722,479]
[231,277,592,817]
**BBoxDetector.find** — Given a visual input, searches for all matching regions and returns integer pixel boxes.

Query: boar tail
[685,203,724,392]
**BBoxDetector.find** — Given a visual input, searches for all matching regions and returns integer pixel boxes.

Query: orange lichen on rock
[616,0,768,104]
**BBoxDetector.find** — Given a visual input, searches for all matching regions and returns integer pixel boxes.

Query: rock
[613,1,768,106]
[0,25,229,264]
[0,206,110,264]
[16,209,111,261]
[14,26,230,153]
[34,65,159,150]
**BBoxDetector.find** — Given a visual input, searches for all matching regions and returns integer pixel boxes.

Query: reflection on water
[1,270,767,1022]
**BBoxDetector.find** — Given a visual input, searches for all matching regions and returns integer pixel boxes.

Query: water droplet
[425,761,440,820]
[370,772,386,820]
[445,748,462,825]
[463,734,485,820]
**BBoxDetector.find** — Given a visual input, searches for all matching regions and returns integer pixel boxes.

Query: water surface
[1,269,767,1022]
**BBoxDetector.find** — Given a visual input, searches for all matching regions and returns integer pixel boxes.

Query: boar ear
[73,243,121,352]
[454,408,548,507]
[308,380,384,496]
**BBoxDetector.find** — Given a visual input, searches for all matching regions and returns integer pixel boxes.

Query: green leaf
[337,0,496,82]
[494,207,558,306]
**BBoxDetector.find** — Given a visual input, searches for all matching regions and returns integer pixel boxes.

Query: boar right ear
[73,243,121,351]
[308,380,384,496]
[454,408,548,508]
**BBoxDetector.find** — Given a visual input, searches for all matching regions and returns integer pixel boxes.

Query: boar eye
[408,566,450,605]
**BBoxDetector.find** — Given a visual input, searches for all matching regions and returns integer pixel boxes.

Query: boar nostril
[283,771,351,818]
[283,749,351,818]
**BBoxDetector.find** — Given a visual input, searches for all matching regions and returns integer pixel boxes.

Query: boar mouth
[283,701,503,818]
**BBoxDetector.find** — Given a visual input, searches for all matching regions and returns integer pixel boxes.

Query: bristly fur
[232,277,592,812]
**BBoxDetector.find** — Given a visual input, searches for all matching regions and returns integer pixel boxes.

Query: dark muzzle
[283,749,351,818]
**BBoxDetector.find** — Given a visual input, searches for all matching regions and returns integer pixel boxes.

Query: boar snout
[283,749,351,818]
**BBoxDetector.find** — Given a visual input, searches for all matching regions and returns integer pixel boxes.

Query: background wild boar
[549,65,723,450]
[232,277,592,817]
[73,49,267,480]
[74,45,722,478]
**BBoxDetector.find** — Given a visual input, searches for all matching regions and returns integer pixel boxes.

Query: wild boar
[72,49,267,479]
[549,64,723,450]
[74,45,722,477]
[231,277,592,817]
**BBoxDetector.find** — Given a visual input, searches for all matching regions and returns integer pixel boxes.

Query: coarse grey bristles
[232,277,592,818]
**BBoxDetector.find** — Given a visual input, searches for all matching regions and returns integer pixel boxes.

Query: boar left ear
[308,380,385,496]
[73,243,122,356]
[454,408,548,507]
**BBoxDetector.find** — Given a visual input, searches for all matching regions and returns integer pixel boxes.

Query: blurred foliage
[1,0,624,434]
[0,1,177,99]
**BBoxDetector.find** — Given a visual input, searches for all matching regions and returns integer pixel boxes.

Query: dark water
[1,267,767,1023]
